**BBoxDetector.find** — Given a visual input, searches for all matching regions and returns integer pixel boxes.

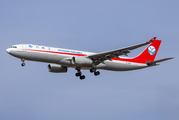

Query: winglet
[148,37,157,42]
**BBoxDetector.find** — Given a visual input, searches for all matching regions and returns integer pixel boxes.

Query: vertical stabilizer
[134,38,162,62]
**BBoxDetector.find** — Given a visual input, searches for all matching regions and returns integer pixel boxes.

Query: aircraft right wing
[88,37,157,61]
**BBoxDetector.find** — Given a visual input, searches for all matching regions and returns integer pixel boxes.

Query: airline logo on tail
[148,46,156,55]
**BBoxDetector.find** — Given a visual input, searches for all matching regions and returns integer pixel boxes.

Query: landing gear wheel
[90,69,94,73]
[90,68,96,73]
[80,75,85,80]
[21,59,26,67]
[75,69,85,80]
[76,72,81,77]
[21,63,25,66]
[94,71,100,76]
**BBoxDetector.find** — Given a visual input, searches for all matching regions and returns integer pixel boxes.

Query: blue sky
[0,0,178,120]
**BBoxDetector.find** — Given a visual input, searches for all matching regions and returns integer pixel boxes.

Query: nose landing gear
[21,59,26,66]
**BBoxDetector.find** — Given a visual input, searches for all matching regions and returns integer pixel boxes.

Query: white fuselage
[6,44,148,71]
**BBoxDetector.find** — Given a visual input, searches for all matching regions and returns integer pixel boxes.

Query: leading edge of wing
[88,37,156,59]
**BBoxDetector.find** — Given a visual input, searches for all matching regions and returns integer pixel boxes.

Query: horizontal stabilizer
[147,57,174,66]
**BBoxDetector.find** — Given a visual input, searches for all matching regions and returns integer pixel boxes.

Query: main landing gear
[75,69,85,80]
[75,68,101,80]
[90,68,100,76]
[21,59,26,66]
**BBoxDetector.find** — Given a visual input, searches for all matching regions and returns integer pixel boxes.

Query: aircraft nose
[6,48,10,53]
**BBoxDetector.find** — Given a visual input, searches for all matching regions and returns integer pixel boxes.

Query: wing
[88,37,156,61]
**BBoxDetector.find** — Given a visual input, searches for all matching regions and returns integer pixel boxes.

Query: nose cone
[6,48,11,53]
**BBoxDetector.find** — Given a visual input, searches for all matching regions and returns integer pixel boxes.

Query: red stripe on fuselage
[112,58,146,64]
[24,49,87,56]
[23,49,146,64]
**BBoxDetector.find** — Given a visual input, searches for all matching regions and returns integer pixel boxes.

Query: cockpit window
[11,46,17,48]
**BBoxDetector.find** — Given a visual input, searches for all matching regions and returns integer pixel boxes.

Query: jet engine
[72,56,93,65]
[48,64,67,73]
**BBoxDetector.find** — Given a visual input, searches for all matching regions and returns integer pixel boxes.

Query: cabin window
[11,46,17,48]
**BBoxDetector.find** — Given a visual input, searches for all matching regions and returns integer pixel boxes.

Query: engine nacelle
[48,64,67,73]
[72,56,93,65]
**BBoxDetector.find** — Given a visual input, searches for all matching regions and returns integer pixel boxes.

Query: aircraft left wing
[88,37,156,61]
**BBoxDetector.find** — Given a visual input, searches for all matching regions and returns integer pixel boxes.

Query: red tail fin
[134,37,162,62]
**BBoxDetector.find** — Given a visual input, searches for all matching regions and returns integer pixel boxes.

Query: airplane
[6,37,173,80]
